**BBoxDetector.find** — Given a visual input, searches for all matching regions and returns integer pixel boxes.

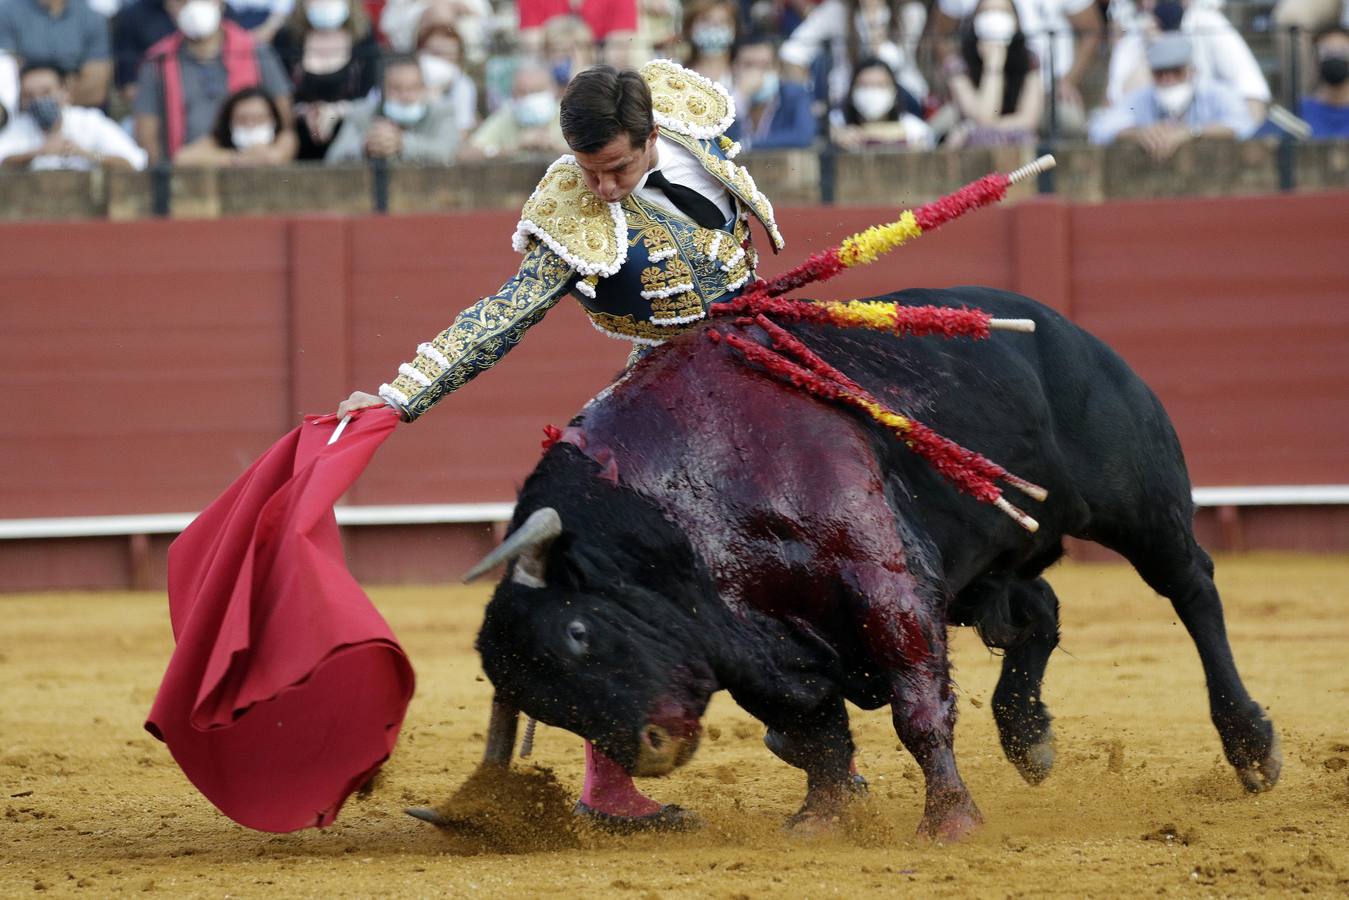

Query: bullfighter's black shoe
[574,801,702,833]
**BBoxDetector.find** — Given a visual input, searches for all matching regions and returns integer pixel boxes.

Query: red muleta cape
[146,409,414,832]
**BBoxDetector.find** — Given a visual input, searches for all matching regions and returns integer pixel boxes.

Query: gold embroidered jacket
[380,60,785,422]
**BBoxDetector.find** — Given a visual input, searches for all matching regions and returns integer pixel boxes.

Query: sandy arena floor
[3,555,1347,898]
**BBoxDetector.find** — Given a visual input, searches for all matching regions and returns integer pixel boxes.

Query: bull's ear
[464,507,562,585]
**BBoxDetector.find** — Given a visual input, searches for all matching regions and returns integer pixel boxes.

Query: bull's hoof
[917,796,983,844]
[405,806,453,826]
[574,801,702,833]
[1235,733,1282,793]
[784,809,841,835]
[1010,731,1056,786]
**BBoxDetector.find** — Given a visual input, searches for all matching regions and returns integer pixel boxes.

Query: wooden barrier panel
[1,191,1346,587]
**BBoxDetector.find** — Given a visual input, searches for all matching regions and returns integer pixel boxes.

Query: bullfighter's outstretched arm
[378,242,577,422]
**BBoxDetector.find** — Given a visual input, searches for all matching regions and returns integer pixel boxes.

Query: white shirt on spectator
[635,135,734,223]
[939,0,1095,82]
[781,0,930,105]
[0,106,148,170]
[1105,0,1270,104]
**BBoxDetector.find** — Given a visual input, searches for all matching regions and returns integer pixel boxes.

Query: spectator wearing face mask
[832,55,933,149]
[325,51,458,163]
[1089,33,1253,159]
[0,0,114,108]
[414,13,477,140]
[380,0,491,63]
[684,0,739,90]
[1299,26,1349,138]
[224,0,293,42]
[541,14,597,88]
[1273,0,1347,96]
[458,60,566,161]
[725,35,818,150]
[173,83,296,163]
[0,60,147,170]
[944,0,1043,148]
[133,0,296,163]
[273,0,379,159]
[113,0,247,105]
[1106,0,1269,126]
[780,0,929,111]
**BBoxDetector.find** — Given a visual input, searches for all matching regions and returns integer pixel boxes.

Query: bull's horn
[463,507,562,585]
[482,696,520,767]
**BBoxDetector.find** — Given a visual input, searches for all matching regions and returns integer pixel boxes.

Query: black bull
[471,287,1280,839]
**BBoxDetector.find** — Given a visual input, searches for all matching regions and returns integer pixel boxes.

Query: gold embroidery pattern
[588,310,702,343]
[517,160,625,275]
[389,241,576,421]
[641,60,734,139]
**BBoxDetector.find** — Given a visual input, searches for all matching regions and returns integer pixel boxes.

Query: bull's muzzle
[632,723,701,777]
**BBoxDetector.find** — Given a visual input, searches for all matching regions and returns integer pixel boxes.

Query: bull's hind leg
[991,578,1061,785]
[1113,524,1280,791]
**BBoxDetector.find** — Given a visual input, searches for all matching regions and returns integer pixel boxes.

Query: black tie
[644,169,726,229]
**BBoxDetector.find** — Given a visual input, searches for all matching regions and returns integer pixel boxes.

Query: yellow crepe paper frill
[837,210,922,268]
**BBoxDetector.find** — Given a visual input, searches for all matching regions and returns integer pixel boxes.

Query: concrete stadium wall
[2,190,1346,590]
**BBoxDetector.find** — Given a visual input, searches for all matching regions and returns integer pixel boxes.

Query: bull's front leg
[762,696,859,828]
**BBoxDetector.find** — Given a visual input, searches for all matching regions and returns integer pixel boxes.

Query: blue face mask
[551,59,572,87]
[752,71,779,105]
[383,99,427,126]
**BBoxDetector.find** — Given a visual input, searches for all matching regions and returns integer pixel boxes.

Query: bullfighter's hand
[337,390,394,419]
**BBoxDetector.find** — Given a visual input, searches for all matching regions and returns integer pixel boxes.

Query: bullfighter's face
[477,579,716,776]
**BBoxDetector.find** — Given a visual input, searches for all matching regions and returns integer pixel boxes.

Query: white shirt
[0,106,148,171]
[939,0,1096,81]
[634,135,734,224]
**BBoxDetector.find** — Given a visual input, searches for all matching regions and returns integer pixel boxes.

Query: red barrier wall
[2,192,1347,587]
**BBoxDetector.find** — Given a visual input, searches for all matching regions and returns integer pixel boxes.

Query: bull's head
[470,508,716,777]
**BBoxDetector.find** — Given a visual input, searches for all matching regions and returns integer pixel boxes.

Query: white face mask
[1155,81,1194,117]
[852,84,896,122]
[419,53,460,92]
[973,9,1018,44]
[232,123,275,149]
[177,0,221,41]
[513,91,556,128]
[305,0,348,29]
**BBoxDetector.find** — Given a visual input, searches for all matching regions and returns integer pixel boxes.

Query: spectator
[325,51,458,162]
[0,61,147,169]
[933,0,1101,134]
[1273,0,1347,96]
[174,83,296,162]
[380,0,491,61]
[1299,25,1349,137]
[832,54,934,149]
[517,0,639,67]
[683,0,739,89]
[0,0,114,108]
[413,12,478,139]
[1089,32,1254,157]
[133,0,295,163]
[636,0,682,61]
[780,0,930,110]
[1107,0,1269,126]
[225,0,291,42]
[1,51,17,121]
[541,14,597,88]
[725,36,818,149]
[114,0,250,102]
[274,0,379,159]
[458,60,565,160]
[944,0,1043,147]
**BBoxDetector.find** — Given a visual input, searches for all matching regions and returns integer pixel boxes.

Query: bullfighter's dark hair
[559,66,654,154]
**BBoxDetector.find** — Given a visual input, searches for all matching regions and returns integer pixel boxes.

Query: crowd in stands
[0,0,1347,173]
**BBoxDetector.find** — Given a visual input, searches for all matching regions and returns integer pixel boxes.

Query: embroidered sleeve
[379,242,576,421]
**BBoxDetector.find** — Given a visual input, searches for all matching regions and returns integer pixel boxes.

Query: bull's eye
[565,619,589,656]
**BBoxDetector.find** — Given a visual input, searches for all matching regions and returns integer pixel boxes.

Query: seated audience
[1273,0,1347,95]
[683,0,739,89]
[1300,25,1349,138]
[517,0,639,66]
[133,0,295,163]
[944,0,1042,148]
[780,0,929,110]
[832,55,934,150]
[225,0,291,41]
[174,84,295,164]
[1089,33,1254,158]
[413,12,478,139]
[541,13,597,87]
[0,61,147,169]
[115,0,198,104]
[1107,0,1269,126]
[725,36,818,150]
[458,60,566,161]
[934,0,1101,134]
[380,0,491,62]
[274,0,380,159]
[0,0,113,107]
[325,51,458,162]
